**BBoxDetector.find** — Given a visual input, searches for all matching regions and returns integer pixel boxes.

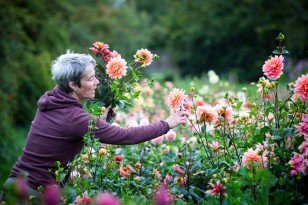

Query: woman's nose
[94,77,99,85]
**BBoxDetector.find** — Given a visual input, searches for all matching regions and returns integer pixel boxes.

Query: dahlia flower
[295,114,308,138]
[134,48,153,66]
[205,181,227,197]
[242,148,267,168]
[154,185,173,205]
[93,42,109,50]
[209,141,220,151]
[151,135,164,145]
[289,152,304,174]
[196,105,218,124]
[262,55,284,80]
[106,57,127,79]
[95,192,121,205]
[174,164,185,175]
[294,74,308,102]
[166,88,186,109]
[75,196,94,205]
[119,165,132,177]
[165,130,176,141]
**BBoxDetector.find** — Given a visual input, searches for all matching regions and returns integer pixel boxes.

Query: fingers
[177,110,189,117]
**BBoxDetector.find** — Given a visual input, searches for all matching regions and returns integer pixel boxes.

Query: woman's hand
[165,110,189,129]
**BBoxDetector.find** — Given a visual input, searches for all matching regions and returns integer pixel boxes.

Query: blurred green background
[0,0,307,184]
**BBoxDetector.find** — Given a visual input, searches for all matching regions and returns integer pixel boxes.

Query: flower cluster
[88,41,158,122]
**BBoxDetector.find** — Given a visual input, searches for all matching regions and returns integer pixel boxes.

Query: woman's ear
[68,82,77,92]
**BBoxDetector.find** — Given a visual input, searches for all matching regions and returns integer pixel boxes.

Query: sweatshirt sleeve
[94,119,170,145]
[70,108,170,145]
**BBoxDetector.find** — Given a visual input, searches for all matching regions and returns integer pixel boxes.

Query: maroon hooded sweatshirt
[9,86,170,189]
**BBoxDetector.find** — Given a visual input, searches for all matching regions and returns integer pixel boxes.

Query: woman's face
[74,65,99,100]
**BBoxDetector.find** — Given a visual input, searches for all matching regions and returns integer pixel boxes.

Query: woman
[3,51,188,197]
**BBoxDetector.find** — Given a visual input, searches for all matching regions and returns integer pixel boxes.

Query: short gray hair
[51,50,97,93]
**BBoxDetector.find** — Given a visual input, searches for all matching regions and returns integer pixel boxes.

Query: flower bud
[101,106,106,113]
[190,87,195,92]
[135,162,142,169]
[99,148,108,156]
[250,82,255,86]
[134,176,141,183]
[288,83,295,88]
[242,87,247,92]
[270,82,276,87]
[82,154,88,161]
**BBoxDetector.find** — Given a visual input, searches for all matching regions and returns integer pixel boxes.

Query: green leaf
[283,128,293,138]
[236,101,243,110]
[117,100,126,108]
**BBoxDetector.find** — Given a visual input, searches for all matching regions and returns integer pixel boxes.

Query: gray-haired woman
[1,51,188,200]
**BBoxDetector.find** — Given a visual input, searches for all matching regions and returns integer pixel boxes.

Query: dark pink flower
[262,55,284,80]
[113,156,123,163]
[205,181,227,197]
[173,164,185,175]
[296,115,308,138]
[95,192,121,205]
[294,74,308,102]
[15,176,27,199]
[289,152,304,173]
[153,185,173,205]
[42,184,61,205]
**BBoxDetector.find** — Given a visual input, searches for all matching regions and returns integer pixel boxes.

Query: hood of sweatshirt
[37,86,82,111]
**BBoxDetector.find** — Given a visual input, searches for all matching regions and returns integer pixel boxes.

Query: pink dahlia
[134,48,153,66]
[166,88,186,109]
[106,57,127,79]
[214,104,234,124]
[151,135,164,145]
[205,181,227,197]
[95,192,121,205]
[294,74,308,102]
[295,114,308,138]
[42,184,61,205]
[153,185,173,205]
[262,55,284,80]
[119,165,132,177]
[242,148,267,168]
[289,152,304,173]
[165,130,176,141]
[209,141,220,151]
[93,42,109,50]
[174,164,185,175]
[196,105,218,124]
[75,196,94,205]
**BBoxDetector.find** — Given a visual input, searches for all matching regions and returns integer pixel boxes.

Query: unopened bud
[99,148,108,156]
[134,176,141,183]
[135,162,142,169]
[242,87,247,92]
[101,106,106,113]
[82,154,88,161]
[250,82,255,86]
[190,87,195,92]
[288,83,295,88]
